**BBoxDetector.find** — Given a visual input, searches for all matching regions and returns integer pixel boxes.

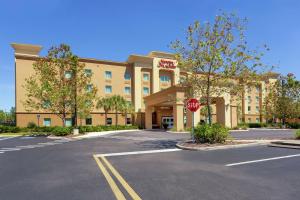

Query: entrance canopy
[144,85,237,131]
[144,86,185,131]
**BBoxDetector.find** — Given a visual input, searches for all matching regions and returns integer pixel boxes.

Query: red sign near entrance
[186,98,200,112]
[158,59,176,69]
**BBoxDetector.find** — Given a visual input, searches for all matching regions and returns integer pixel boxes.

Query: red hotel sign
[186,98,200,112]
[158,59,176,69]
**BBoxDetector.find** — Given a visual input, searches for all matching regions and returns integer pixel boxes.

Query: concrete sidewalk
[74,129,141,139]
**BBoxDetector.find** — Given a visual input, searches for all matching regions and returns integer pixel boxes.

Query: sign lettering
[158,59,176,69]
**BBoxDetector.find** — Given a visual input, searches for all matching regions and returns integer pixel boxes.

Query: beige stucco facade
[12,43,276,130]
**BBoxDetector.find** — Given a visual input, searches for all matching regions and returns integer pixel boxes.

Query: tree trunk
[105,112,107,126]
[116,110,118,126]
[206,80,212,125]
[62,118,65,127]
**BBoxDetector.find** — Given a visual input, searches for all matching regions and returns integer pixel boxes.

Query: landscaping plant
[194,123,229,144]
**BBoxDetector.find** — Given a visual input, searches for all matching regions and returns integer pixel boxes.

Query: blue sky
[0,0,299,111]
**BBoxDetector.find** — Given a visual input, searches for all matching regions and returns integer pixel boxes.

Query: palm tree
[121,101,135,125]
[96,97,113,126]
[111,95,126,126]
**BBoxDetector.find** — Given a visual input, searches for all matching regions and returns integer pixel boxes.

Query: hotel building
[12,43,277,131]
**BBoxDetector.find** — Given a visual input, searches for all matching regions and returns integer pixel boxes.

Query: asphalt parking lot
[0,129,299,200]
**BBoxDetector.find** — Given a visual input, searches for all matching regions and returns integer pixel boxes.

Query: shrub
[27,122,37,129]
[287,122,300,129]
[0,125,20,133]
[77,125,138,133]
[247,123,262,128]
[295,129,300,139]
[237,123,248,130]
[52,127,71,136]
[194,123,229,144]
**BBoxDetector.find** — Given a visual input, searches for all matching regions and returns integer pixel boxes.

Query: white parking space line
[16,145,36,149]
[226,153,300,167]
[97,148,182,157]
[0,149,20,152]
[0,137,16,141]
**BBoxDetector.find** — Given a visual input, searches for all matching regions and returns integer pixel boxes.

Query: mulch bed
[181,140,253,148]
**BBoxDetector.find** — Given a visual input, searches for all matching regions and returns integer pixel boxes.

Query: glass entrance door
[161,116,174,129]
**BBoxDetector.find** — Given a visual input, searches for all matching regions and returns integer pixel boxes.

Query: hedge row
[236,122,300,129]
[0,125,138,136]
[78,125,138,133]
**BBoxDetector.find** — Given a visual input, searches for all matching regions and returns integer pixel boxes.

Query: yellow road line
[100,156,142,200]
[93,155,126,200]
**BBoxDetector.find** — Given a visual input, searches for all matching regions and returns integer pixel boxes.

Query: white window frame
[105,85,112,94]
[105,71,112,79]
[85,69,92,77]
[64,71,72,79]
[65,118,72,127]
[143,73,149,81]
[143,87,149,95]
[124,87,131,94]
[43,118,51,127]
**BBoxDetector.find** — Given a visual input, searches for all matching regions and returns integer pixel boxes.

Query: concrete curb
[74,129,141,139]
[249,128,292,131]
[176,140,269,151]
[229,129,249,132]
[166,131,189,134]
[268,140,300,149]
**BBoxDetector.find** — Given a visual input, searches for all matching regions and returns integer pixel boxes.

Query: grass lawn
[0,133,28,137]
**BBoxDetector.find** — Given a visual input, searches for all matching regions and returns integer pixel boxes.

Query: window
[86,118,92,125]
[256,86,260,93]
[143,73,149,81]
[256,96,259,104]
[124,72,131,80]
[105,85,112,93]
[256,118,260,123]
[85,69,92,77]
[143,87,149,95]
[64,71,72,79]
[248,118,251,123]
[42,100,51,109]
[247,96,251,103]
[43,118,51,127]
[86,84,93,92]
[247,86,251,93]
[85,100,92,107]
[106,118,112,125]
[65,118,72,127]
[248,106,251,112]
[124,87,131,94]
[160,75,170,82]
[126,118,131,125]
[256,106,259,113]
[105,71,112,79]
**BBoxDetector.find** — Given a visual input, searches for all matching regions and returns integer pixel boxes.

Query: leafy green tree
[121,101,135,125]
[97,97,113,126]
[23,44,97,126]
[264,73,300,125]
[200,105,213,123]
[111,95,126,126]
[7,107,16,122]
[0,110,6,123]
[171,12,270,125]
